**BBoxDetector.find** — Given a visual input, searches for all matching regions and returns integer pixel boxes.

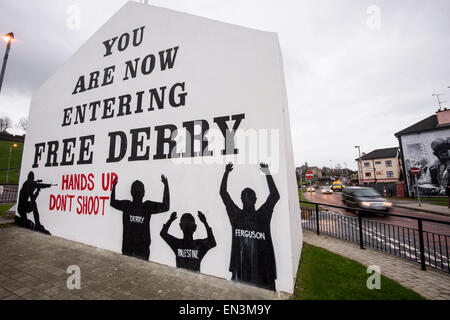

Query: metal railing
[301,201,450,273]
[0,187,18,204]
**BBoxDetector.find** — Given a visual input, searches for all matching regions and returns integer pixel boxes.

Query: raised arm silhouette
[220,163,280,291]
[160,211,216,272]
[110,175,170,260]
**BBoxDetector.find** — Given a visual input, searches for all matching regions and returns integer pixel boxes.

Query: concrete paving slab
[0,226,289,300]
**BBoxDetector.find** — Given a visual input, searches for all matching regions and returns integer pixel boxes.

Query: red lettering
[61,176,69,191]
[88,173,95,191]
[102,172,118,191]
[77,196,82,214]
[49,194,74,212]
[100,196,109,216]
[49,194,56,210]
[101,173,110,191]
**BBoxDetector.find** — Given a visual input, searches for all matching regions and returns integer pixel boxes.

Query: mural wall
[401,128,450,197]
[16,2,302,293]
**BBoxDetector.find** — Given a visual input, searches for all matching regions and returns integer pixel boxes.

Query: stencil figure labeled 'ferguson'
[110,175,170,260]
[160,211,216,272]
[220,163,280,291]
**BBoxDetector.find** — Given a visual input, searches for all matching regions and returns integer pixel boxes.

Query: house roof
[357,147,398,161]
[394,115,438,137]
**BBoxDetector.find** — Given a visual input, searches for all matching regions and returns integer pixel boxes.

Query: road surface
[300,190,450,272]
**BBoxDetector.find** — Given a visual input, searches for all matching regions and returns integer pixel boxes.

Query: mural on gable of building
[402,129,450,196]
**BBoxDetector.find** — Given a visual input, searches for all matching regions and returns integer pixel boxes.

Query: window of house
[375,161,381,165]
[387,171,394,178]
[385,160,392,167]
[364,162,370,167]
[365,172,372,177]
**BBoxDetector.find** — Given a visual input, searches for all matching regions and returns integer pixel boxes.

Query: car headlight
[361,202,371,207]
[383,202,392,207]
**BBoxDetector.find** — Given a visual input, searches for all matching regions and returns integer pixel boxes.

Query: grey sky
[0,0,449,170]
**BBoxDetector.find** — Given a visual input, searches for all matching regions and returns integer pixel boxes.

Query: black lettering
[117,94,132,117]
[118,33,130,52]
[32,143,46,168]
[61,138,76,166]
[72,76,86,95]
[182,120,213,158]
[135,91,145,114]
[128,127,151,162]
[74,104,87,125]
[132,26,145,47]
[107,131,127,163]
[62,107,73,127]
[89,101,101,122]
[78,135,95,165]
[102,66,115,87]
[102,98,115,119]
[159,46,179,71]
[88,71,100,90]
[148,87,166,111]
[141,54,156,75]
[103,37,118,57]
[214,114,245,155]
[123,58,139,81]
[45,141,59,167]
[154,125,180,160]
[169,82,187,107]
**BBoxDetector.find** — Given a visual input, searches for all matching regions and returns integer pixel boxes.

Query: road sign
[305,171,314,180]
[411,167,420,175]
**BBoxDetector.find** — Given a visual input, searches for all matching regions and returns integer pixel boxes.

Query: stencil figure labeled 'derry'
[220,163,280,291]
[160,211,216,272]
[110,175,170,260]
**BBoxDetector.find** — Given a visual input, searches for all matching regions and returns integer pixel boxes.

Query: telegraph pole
[0,32,14,94]
[355,146,364,185]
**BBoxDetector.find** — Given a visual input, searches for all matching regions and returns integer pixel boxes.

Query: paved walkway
[392,200,450,217]
[0,226,288,300]
[0,211,15,227]
[303,230,450,300]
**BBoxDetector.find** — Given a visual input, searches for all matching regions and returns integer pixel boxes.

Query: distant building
[308,166,322,179]
[395,108,450,197]
[355,147,401,184]
[0,131,25,143]
[296,166,323,179]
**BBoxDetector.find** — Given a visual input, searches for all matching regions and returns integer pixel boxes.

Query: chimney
[436,108,450,126]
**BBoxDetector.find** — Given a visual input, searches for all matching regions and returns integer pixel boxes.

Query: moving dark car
[342,187,392,216]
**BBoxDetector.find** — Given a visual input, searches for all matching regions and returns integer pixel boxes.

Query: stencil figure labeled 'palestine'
[16,171,53,235]
[160,211,216,272]
[110,175,170,260]
[220,163,280,291]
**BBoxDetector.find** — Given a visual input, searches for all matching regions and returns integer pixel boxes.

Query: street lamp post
[6,143,18,183]
[0,32,14,94]
[355,146,364,185]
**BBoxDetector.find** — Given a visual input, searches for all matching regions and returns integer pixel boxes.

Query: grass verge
[298,190,316,208]
[294,243,425,300]
[0,204,14,216]
[0,141,24,184]
[389,196,448,207]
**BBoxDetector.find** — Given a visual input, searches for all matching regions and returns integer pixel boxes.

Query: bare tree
[16,117,28,132]
[0,117,12,132]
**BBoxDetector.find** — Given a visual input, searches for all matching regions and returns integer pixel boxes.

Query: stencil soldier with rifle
[16,171,56,235]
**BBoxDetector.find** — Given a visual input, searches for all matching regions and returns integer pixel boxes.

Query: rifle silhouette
[33,180,57,192]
